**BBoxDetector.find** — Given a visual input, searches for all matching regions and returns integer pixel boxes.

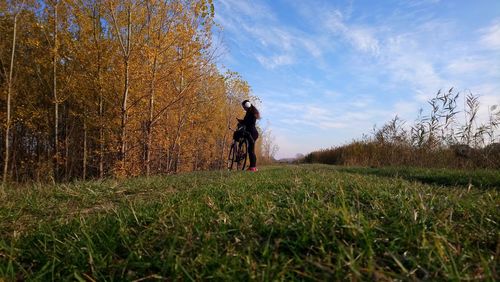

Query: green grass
[334,166,500,188]
[0,165,498,281]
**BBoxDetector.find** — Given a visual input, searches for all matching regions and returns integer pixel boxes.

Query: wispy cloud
[446,57,500,76]
[256,54,294,69]
[324,10,380,55]
[217,0,274,21]
[295,6,453,102]
[215,0,326,69]
[266,100,391,131]
[479,20,500,50]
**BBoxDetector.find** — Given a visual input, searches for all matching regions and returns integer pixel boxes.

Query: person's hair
[249,105,260,119]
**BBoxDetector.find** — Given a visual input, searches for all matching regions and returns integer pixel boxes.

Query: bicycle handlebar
[229,118,244,131]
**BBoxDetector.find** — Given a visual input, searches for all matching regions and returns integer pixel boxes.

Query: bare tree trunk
[145,56,157,176]
[98,86,104,177]
[92,2,105,178]
[53,1,59,182]
[120,59,129,173]
[220,133,229,170]
[158,147,162,172]
[175,144,181,173]
[10,132,18,182]
[219,98,234,169]
[117,4,132,175]
[168,130,182,172]
[83,119,87,180]
[64,104,69,180]
[3,11,20,185]
[168,104,190,172]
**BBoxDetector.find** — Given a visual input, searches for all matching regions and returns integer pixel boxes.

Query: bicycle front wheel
[227,142,237,170]
[236,139,248,170]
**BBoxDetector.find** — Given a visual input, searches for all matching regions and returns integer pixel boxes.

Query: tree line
[1,0,257,183]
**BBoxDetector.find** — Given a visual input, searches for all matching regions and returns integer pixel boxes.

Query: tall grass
[304,89,500,169]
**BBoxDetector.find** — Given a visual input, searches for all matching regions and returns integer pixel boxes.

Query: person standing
[240,100,260,171]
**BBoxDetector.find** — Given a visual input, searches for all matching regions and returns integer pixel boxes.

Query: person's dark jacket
[242,110,259,140]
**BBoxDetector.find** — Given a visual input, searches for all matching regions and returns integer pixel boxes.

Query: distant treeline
[304,89,500,169]
[0,0,258,183]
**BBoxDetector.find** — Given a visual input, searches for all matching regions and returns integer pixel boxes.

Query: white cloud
[242,25,326,67]
[406,0,441,8]
[299,37,323,58]
[215,0,329,69]
[386,53,447,101]
[324,10,380,55]
[349,95,374,108]
[242,25,293,50]
[318,121,348,129]
[268,100,392,131]
[217,0,274,21]
[323,90,342,98]
[326,10,347,32]
[480,20,500,50]
[348,28,380,54]
[256,54,294,69]
[320,9,499,103]
[393,101,420,120]
[446,57,500,76]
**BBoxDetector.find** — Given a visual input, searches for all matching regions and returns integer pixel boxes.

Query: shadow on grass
[334,166,500,188]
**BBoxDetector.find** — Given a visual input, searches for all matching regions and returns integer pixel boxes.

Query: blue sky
[213,0,500,158]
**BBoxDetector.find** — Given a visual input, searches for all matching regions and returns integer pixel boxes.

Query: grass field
[0,165,498,281]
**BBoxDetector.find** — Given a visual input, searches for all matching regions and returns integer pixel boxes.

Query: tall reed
[304,89,500,169]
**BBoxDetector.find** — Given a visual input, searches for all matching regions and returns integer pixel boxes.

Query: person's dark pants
[247,134,258,168]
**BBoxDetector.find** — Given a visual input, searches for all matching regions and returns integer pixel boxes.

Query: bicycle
[227,120,250,170]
